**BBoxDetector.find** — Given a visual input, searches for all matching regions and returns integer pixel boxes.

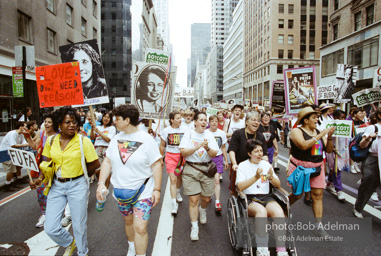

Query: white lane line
[277,157,381,219]
[26,224,71,256]
[0,187,31,207]
[152,177,173,256]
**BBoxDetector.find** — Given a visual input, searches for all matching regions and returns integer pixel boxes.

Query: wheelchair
[227,187,297,256]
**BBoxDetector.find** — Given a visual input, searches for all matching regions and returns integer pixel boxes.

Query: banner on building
[131,62,176,119]
[374,67,381,89]
[12,67,23,97]
[284,66,317,115]
[59,39,109,106]
[334,64,358,103]
[325,120,353,138]
[35,62,84,108]
[317,84,339,100]
[352,88,381,107]
[145,48,170,65]
[270,81,285,114]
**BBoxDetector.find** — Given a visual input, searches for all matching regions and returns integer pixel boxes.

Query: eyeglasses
[63,120,78,126]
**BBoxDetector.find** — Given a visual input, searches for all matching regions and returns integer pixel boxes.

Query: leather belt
[186,161,212,166]
[55,174,84,183]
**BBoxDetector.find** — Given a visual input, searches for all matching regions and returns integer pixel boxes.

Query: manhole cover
[0,242,30,255]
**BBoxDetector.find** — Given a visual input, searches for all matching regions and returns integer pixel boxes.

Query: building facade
[0,0,101,133]
[152,0,170,51]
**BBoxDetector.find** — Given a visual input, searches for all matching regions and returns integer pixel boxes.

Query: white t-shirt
[236,160,278,195]
[208,129,227,156]
[0,130,25,151]
[106,130,162,200]
[18,115,29,122]
[181,121,195,131]
[94,125,116,147]
[363,124,381,154]
[179,130,219,162]
[228,118,245,135]
[160,126,187,154]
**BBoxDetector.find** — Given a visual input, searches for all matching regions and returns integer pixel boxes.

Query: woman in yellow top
[34,107,100,256]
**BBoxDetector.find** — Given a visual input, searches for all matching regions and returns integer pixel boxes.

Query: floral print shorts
[116,197,153,220]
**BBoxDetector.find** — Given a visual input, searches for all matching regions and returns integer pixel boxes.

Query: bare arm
[151,159,163,207]
[96,157,112,201]
[159,138,166,156]
[289,127,334,151]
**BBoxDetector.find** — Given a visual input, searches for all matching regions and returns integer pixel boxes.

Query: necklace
[245,129,257,140]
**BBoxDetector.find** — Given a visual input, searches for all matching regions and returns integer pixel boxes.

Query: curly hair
[52,106,81,132]
[169,111,180,126]
[112,104,139,126]
[245,139,264,154]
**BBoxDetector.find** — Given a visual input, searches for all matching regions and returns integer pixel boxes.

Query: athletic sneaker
[63,239,76,256]
[61,216,72,227]
[176,193,183,203]
[353,207,363,218]
[127,245,135,256]
[35,215,46,228]
[354,164,361,173]
[199,206,207,224]
[220,175,223,181]
[171,202,178,215]
[371,192,379,202]
[337,191,345,201]
[326,185,336,194]
[277,252,289,256]
[256,247,270,256]
[215,203,222,212]
[190,226,199,241]
[350,166,357,174]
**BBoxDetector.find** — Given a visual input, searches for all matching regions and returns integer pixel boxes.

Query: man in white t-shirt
[0,122,28,191]
[18,107,32,122]
[223,105,245,139]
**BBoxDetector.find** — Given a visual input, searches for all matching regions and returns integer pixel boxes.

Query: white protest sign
[8,148,38,171]
[325,120,353,138]
[373,67,381,89]
[317,84,338,100]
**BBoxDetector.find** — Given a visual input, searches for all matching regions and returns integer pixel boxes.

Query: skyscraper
[153,0,170,51]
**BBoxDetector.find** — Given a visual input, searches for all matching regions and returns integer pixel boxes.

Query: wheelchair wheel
[227,198,238,250]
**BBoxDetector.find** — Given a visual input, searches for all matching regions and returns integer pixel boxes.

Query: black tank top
[290,128,325,163]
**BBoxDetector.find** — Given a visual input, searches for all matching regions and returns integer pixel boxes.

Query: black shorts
[247,194,277,207]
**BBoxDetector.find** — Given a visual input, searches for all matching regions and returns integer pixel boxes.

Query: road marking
[26,225,71,256]
[152,177,173,256]
[0,187,31,207]
[276,155,381,219]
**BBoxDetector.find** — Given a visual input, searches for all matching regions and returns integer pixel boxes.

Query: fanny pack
[113,177,150,205]
[186,161,217,178]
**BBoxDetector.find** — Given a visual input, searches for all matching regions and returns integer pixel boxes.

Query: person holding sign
[38,107,100,256]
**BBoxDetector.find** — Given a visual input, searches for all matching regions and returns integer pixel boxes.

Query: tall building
[152,0,170,51]
[0,0,100,133]
[190,23,211,87]
[243,0,328,107]
[319,0,380,104]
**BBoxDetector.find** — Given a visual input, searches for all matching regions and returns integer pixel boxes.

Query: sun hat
[295,107,319,126]
[319,103,336,111]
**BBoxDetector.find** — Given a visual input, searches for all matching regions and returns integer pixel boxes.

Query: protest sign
[317,84,338,100]
[219,103,227,109]
[284,67,317,115]
[325,120,353,138]
[206,108,218,119]
[352,88,381,107]
[374,67,381,89]
[35,62,84,108]
[270,81,285,114]
[59,39,109,106]
[131,62,176,119]
[145,48,170,65]
[334,64,358,103]
[8,148,38,172]
[244,99,251,108]
[12,67,23,97]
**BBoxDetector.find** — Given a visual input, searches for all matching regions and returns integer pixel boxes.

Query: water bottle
[96,188,108,212]
[174,166,183,176]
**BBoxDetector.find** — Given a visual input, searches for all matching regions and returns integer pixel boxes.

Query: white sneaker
[355,164,361,173]
[126,245,135,256]
[326,185,336,194]
[176,193,183,203]
[220,175,223,181]
[199,206,207,224]
[256,247,270,256]
[171,202,178,215]
[61,216,72,227]
[353,207,363,218]
[277,252,289,256]
[35,215,46,228]
[337,191,345,201]
[371,192,379,202]
[350,166,357,174]
[190,226,199,241]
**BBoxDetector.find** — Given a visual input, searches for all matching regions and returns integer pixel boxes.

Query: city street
[1,146,381,256]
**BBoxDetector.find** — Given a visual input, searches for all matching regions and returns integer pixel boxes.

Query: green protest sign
[145,48,169,65]
[325,120,352,138]
[206,108,218,119]
[12,67,23,97]
[352,88,381,107]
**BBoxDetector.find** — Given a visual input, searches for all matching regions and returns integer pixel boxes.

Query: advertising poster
[325,120,353,138]
[35,62,84,108]
[352,88,381,107]
[12,67,23,97]
[145,48,170,65]
[59,39,109,106]
[317,84,339,100]
[270,81,285,114]
[334,64,358,103]
[374,67,381,89]
[131,62,176,119]
[284,66,317,115]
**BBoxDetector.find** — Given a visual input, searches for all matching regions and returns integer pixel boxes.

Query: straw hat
[295,107,318,126]
[319,103,336,111]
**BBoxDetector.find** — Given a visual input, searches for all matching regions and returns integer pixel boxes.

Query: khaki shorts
[182,163,214,197]
[2,160,17,173]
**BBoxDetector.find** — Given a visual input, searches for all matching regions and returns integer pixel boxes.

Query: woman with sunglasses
[181,109,195,131]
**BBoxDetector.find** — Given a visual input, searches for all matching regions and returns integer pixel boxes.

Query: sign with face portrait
[283,66,317,115]
[131,62,176,119]
[270,81,285,114]
[334,64,358,103]
[59,39,109,106]
[35,62,84,108]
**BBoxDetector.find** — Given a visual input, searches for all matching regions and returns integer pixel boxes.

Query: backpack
[349,125,378,162]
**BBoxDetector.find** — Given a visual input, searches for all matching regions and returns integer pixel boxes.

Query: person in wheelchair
[236,139,288,256]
